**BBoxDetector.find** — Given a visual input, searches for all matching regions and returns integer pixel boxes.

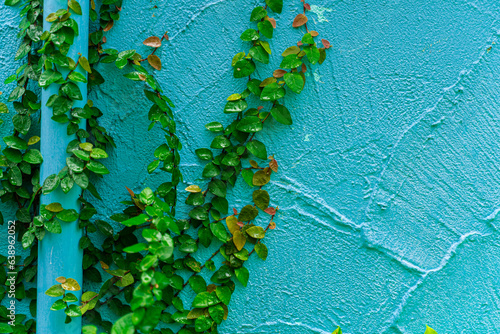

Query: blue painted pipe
[37,1,88,333]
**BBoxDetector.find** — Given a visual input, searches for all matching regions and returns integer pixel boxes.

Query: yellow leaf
[424,326,438,334]
[28,136,40,145]
[227,93,241,101]
[185,185,201,193]
[143,36,162,48]
[79,56,92,73]
[226,216,239,235]
[46,202,64,212]
[100,261,109,270]
[61,278,81,291]
[233,230,246,251]
[79,142,93,151]
[55,276,66,284]
[147,54,162,70]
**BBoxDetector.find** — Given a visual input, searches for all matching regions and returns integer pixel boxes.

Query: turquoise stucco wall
[3,0,500,333]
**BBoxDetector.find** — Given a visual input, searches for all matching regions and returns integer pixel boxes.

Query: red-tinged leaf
[102,36,107,43]
[56,276,66,283]
[273,69,287,78]
[148,54,162,70]
[297,41,303,46]
[264,207,276,215]
[237,221,244,227]
[269,159,278,173]
[293,14,308,28]
[164,32,169,40]
[100,261,109,270]
[310,30,319,37]
[266,17,277,28]
[138,74,146,81]
[269,221,276,229]
[322,38,331,49]
[257,106,264,110]
[301,63,307,72]
[125,186,135,198]
[304,3,311,10]
[103,21,114,32]
[233,208,238,215]
[143,36,162,48]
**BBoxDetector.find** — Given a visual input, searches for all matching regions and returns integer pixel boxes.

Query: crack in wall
[380,231,489,333]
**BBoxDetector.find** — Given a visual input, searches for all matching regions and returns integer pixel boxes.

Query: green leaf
[224,100,248,113]
[210,222,228,243]
[284,72,304,94]
[280,54,302,69]
[266,0,283,13]
[189,276,207,294]
[42,174,60,194]
[203,162,220,178]
[208,179,226,197]
[239,205,258,221]
[50,299,66,311]
[122,214,149,227]
[253,189,270,210]
[260,82,285,101]
[234,267,249,287]
[233,59,256,78]
[237,116,263,133]
[68,0,82,14]
[254,242,268,260]
[90,148,108,159]
[66,156,85,173]
[250,6,267,21]
[123,243,147,253]
[210,135,231,149]
[195,315,212,333]
[302,32,314,45]
[270,104,293,125]
[211,196,228,214]
[60,82,83,100]
[39,69,63,88]
[111,313,135,334]
[13,114,31,135]
[45,220,62,234]
[56,209,79,222]
[68,71,87,83]
[205,121,224,132]
[258,20,274,39]
[4,0,21,6]
[215,286,232,305]
[72,172,89,189]
[4,135,28,150]
[22,231,35,249]
[208,304,224,324]
[246,226,266,239]
[304,45,321,64]
[45,284,64,297]
[87,160,110,174]
[246,140,267,160]
[0,102,8,113]
[192,292,219,308]
[195,148,213,161]
[240,29,259,42]
[63,292,78,302]
[241,169,254,187]
[249,45,269,64]
[189,207,208,221]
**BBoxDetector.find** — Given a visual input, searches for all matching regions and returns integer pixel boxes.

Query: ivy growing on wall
[0,0,439,333]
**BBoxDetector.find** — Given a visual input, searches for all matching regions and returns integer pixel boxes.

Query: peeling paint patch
[309,4,333,23]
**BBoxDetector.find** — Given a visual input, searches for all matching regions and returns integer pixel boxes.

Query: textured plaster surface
[2,0,500,333]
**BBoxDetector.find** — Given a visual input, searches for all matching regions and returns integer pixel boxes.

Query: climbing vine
[0,0,439,333]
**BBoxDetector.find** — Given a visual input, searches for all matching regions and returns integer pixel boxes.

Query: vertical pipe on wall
[37,0,88,333]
